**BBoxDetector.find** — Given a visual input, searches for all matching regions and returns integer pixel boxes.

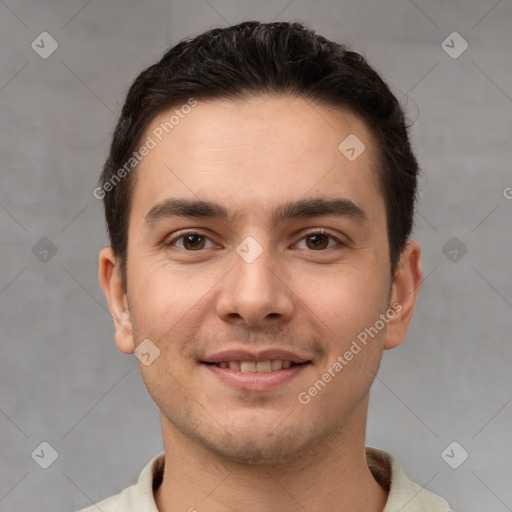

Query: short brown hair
[99,21,419,285]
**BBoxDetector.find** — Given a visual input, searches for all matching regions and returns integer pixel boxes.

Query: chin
[197,416,328,466]
[160,395,353,466]
[205,434,305,465]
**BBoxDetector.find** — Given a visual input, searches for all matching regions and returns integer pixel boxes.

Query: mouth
[200,352,312,392]
[201,359,310,372]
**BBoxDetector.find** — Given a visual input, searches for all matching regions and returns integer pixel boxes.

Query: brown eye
[296,230,341,251]
[305,233,330,250]
[182,234,206,250]
[168,232,214,251]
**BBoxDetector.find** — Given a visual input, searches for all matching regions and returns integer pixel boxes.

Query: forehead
[130,95,383,224]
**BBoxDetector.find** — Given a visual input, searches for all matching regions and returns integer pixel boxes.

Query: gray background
[1,1,511,511]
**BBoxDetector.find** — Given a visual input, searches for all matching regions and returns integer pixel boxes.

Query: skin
[99,94,422,512]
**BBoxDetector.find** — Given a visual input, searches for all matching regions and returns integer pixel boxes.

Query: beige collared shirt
[77,447,453,512]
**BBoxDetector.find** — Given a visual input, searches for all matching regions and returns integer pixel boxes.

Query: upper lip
[201,348,311,364]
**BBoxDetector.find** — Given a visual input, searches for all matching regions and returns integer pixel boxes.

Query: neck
[154,399,388,512]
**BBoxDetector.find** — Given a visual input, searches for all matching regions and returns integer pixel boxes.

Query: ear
[383,240,423,350]
[98,247,135,354]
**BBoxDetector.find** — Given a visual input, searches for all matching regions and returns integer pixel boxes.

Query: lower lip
[201,363,309,391]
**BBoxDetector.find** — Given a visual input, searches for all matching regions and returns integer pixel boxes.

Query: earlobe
[98,247,136,354]
[383,241,423,350]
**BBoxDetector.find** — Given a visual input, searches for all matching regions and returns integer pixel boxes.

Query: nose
[215,241,295,328]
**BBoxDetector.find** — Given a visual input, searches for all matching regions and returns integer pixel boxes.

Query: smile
[204,360,303,372]
[201,360,311,391]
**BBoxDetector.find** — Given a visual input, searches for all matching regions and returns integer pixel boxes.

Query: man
[82,21,453,512]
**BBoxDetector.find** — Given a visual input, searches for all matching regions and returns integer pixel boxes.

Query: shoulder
[72,452,165,512]
[77,486,132,512]
[366,447,454,512]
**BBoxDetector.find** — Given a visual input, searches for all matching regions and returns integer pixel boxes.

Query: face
[100,95,421,465]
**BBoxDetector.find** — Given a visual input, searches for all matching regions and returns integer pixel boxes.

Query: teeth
[240,361,257,373]
[256,361,272,373]
[271,360,283,371]
[228,361,240,371]
[215,360,297,372]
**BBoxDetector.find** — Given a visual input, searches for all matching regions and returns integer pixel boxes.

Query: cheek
[294,270,388,415]
[126,258,223,342]
[296,264,388,338]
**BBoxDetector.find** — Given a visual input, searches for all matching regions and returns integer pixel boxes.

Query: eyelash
[166,229,344,251]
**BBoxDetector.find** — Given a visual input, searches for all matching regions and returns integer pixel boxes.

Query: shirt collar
[127,447,451,512]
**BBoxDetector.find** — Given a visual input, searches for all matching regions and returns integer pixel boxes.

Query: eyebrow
[144,197,368,226]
